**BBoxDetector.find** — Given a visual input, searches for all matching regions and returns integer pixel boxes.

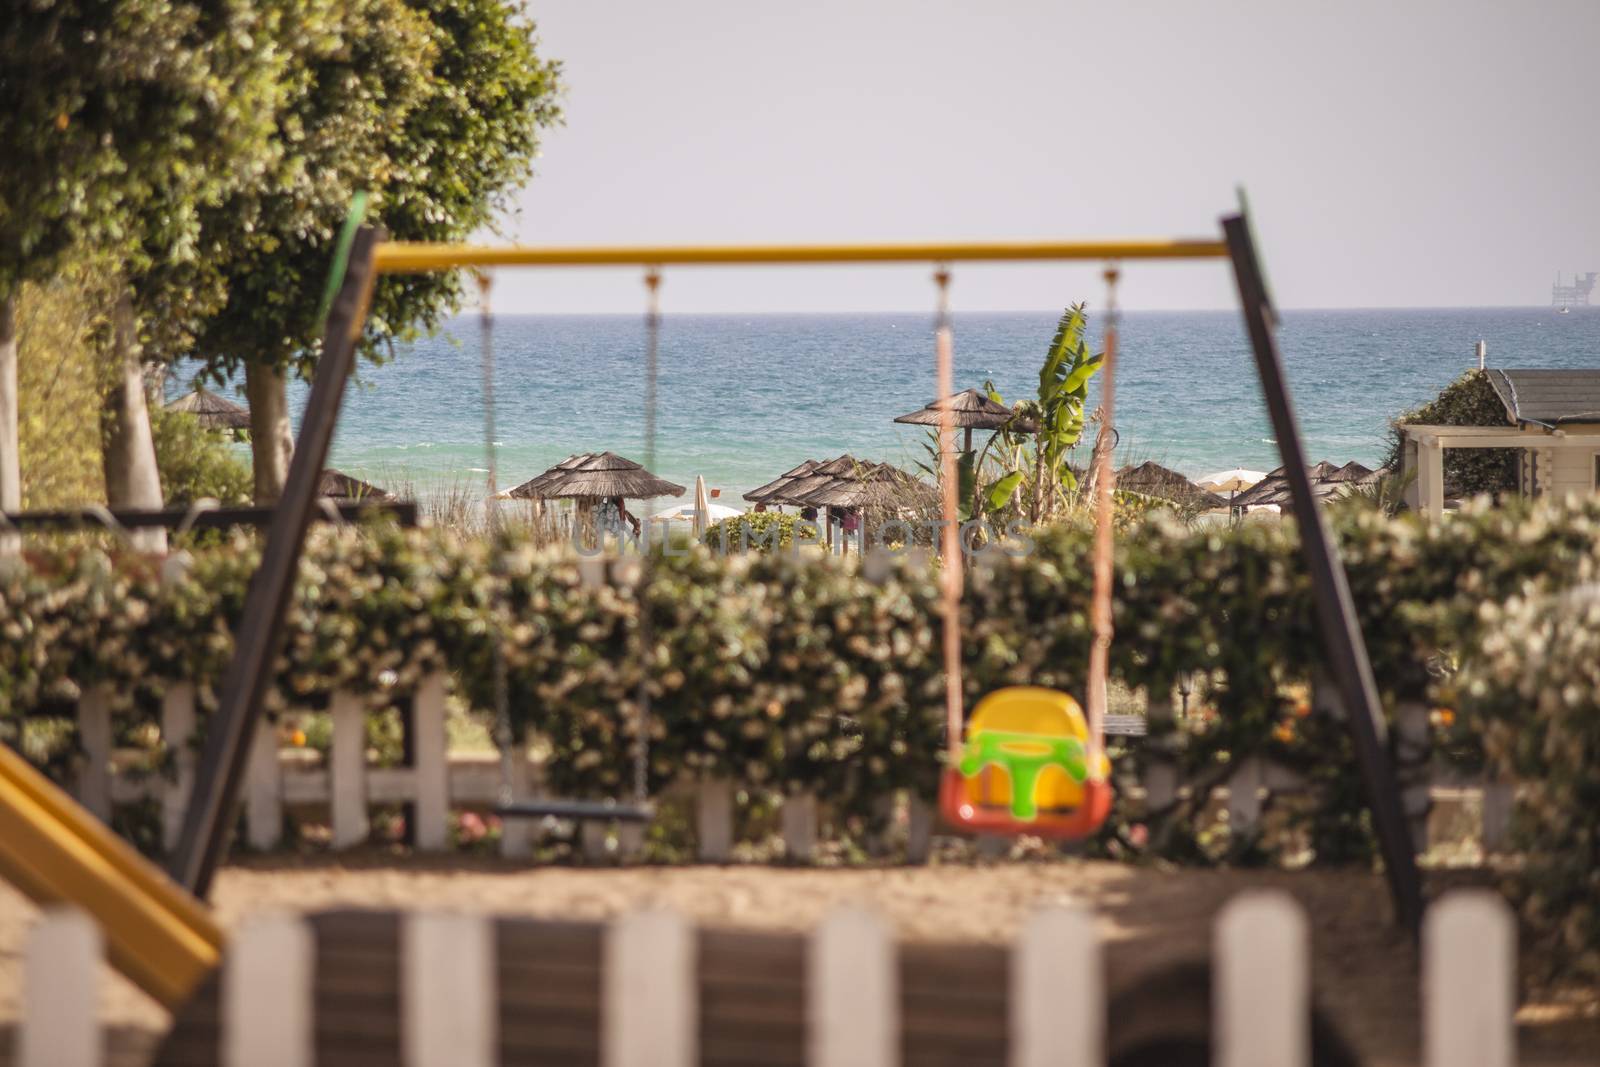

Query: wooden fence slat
[905,795,933,864]
[246,715,283,849]
[330,689,369,849]
[20,910,101,1067]
[225,914,313,1067]
[500,734,535,859]
[160,683,197,853]
[1215,890,1309,1067]
[411,674,450,851]
[1226,755,1264,839]
[1481,783,1514,853]
[404,913,495,1067]
[696,779,734,862]
[1425,891,1514,1067]
[782,792,818,863]
[810,907,897,1067]
[76,686,113,821]
[604,910,696,1067]
[1011,904,1099,1067]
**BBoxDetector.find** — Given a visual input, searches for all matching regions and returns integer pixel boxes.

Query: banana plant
[977,303,1103,522]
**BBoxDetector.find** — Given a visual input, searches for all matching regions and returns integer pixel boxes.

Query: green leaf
[986,471,1024,510]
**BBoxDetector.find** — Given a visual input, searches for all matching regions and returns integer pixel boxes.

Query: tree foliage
[1386,369,1518,499]
[191,0,564,383]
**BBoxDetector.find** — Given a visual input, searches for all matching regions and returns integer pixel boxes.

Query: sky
[490,0,1600,313]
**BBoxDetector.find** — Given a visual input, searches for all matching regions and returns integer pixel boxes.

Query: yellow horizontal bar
[374,237,1229,273]
[0,744,223,1010]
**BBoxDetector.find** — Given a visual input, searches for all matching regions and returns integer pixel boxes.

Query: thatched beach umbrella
[502,452,596,500]
[743,459,818,504]
[893,387,1036,451]
[540,451,685,500]
[768,455,863,507]
[1116,461,1227,511]
[166,386,249,431]
[319,469,394,501]
[800,462,934,510]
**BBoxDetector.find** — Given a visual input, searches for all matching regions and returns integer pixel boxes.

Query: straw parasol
[1230,461,1375,509]
[799,462,936,510]
[318,469,395,501]
[501,452,596,500]
[894,387,1037,453]
[1197,467,1267,496]
[537,451,685,500]
[743,459,818,504]
[1116,461,1228,511]
[166,386,249,431]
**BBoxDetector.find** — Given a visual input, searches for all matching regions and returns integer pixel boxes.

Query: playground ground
[0,857,1594,1067]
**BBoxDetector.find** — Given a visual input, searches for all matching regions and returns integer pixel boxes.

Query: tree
[0,0,283,542]
[191,0,563,500]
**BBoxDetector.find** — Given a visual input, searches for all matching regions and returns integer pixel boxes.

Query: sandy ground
[0,855,1594,1066]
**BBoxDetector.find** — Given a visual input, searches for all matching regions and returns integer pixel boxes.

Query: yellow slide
[0,743,221,1009]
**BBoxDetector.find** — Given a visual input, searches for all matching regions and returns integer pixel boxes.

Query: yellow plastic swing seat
[939,686,1113,839]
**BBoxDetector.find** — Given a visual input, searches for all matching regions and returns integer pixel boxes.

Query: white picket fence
[66,673,1514,865]
[14,889,1515,1066]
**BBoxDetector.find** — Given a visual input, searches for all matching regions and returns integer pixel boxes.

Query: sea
[174,308,1600,505]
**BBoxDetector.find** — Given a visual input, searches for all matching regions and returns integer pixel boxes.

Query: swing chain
[632,268,662,806]
[476,270,517,806]
[932,264,965,759]
[1084,263,1121,774]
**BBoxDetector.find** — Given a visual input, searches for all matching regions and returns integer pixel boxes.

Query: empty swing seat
[939,686,1113,840]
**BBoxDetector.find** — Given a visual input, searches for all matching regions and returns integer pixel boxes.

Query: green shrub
[1456,579,1600,980]
[150,407,252,505]
[701,511,805,553]
[4,496,1600,974]
[1386,369,1517,498]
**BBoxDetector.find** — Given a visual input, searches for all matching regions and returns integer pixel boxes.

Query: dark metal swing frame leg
[1223,212,1424,936]
[169,228,384,897]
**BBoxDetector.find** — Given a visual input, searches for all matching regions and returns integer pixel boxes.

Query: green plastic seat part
[956,729,1090,820]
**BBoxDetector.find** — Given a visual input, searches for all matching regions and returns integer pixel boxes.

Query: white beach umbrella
[1197,467,1267,493]
[693,475,711,538]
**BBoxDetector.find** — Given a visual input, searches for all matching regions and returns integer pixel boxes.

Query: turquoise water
[178,308,1600,504]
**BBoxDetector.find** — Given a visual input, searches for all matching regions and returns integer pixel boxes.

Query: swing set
[0,197,1429,1014]
[161,198,1423,931]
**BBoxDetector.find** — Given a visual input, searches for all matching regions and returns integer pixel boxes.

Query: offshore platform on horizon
[1552,271,1597,307]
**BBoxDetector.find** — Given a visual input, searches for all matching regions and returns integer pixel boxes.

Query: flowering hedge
[3,496,1599,872]
[1454,576,1600,981]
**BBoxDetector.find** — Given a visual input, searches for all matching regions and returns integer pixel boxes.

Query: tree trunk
[100,291,166,551]
[245,362,293,503]
[0,290,19,553]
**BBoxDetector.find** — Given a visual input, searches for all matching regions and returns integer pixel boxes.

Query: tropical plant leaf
[986,471,1024,510]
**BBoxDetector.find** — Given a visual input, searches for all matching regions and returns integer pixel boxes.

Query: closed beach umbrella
[693,475,711,537]
[166,385,249,431]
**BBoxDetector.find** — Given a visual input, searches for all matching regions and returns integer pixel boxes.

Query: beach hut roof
[893,388,1037,432]
[538,451,685,500]
[318,469,394,501]
[1115,461,1227,510]
[166,386,249,430]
